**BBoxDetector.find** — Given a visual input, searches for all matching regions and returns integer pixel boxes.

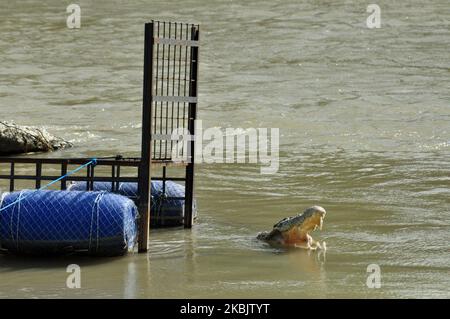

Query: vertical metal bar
[35,162,42,189]
[182,23,189,157]
[170,23,177,157]
[176,24,183,158]
[153,21,160,161]
[138,22,154,253]
[88,165,95,191]
[164,22,172,159]
[111,165,116,192]
[116,165,121,191]
[162,166,166,195]
[9,162,14,192]
[184,25,199,228]
[61,161,67,190]
[85,165,90,190]
[159,22,166,160]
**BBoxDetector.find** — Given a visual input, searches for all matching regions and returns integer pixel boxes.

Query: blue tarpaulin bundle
[0,190,138,256]
[68,181,197,227]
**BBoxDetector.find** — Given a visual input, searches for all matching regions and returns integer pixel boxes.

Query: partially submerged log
[0,121,72,155]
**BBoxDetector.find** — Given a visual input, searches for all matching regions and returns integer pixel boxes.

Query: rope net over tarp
[0,190,138,256]
[68,181,197,227]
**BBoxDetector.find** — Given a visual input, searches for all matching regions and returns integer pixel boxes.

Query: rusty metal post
[184,25,199,228]
[138,22,154,252]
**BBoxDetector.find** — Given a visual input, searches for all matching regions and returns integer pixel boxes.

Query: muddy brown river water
[0,0,449,298]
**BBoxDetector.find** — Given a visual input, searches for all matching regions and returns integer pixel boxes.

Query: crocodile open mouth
[257,206,327,250]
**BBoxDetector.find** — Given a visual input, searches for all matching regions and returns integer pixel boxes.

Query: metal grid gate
[139,20,199,250]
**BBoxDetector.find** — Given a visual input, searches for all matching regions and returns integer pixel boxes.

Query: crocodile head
[257,206,327,249]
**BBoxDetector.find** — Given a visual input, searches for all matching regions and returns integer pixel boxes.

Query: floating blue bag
[0,190,138,256]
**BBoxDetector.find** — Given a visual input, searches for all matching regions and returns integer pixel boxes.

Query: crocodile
[257,206,327,250]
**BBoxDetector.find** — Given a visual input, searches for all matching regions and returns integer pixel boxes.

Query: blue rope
[0,158,97,213]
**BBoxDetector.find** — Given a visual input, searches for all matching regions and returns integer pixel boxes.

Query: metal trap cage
[0,20,200,253]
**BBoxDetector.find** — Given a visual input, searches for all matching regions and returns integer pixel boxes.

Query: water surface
[0,0,449,298]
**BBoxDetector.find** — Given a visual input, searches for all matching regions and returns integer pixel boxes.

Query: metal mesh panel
[151,21,199,161]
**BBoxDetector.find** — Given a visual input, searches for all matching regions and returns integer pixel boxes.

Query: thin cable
[0,158,97,213]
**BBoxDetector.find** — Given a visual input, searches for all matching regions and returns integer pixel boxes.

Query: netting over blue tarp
[68,181,197,227]
[0,190,138,256]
